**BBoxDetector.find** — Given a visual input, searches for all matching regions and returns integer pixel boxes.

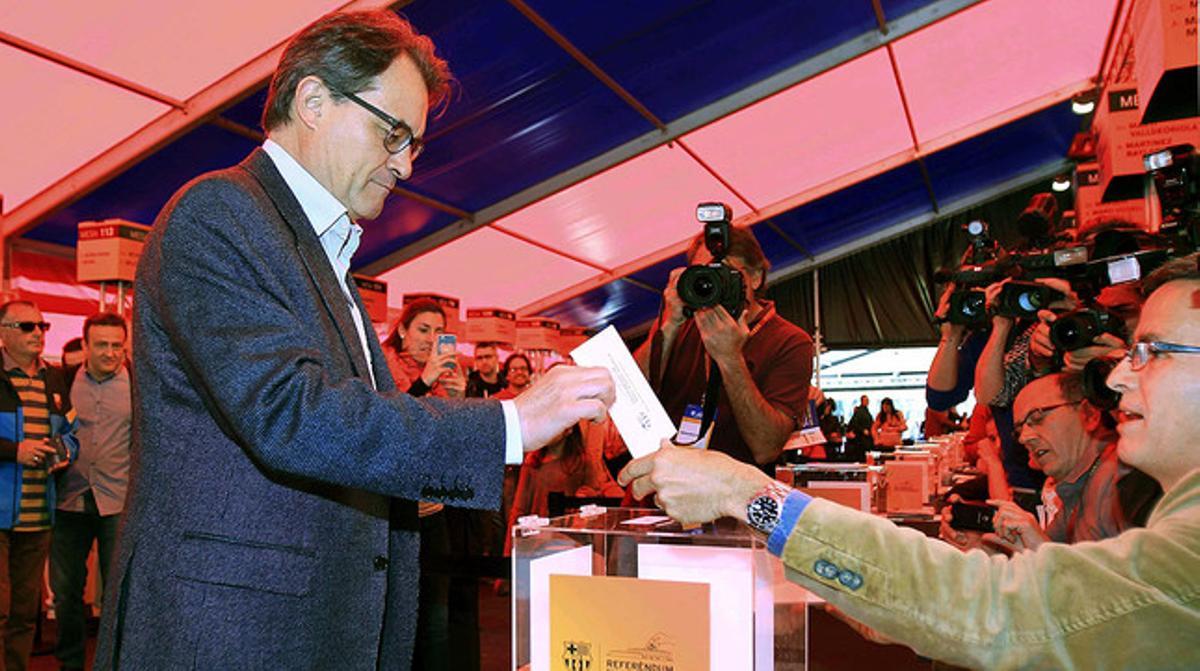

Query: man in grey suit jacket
[95,11,614,670]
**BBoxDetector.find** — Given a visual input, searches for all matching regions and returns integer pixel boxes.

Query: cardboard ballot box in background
[402,292,462,336]
[465,308,517,345]
[353,276,388,324]
[1131,0,1198,124]
[516,317,560,351]
[1074,162,1150,230]
[77,219,150,283]
[1094,83,1200,202]
[885,460,930,513]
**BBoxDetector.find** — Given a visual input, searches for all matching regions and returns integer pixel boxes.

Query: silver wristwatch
[745,481,791,535]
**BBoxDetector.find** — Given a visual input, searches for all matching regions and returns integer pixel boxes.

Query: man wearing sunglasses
[621,252,1200,669]
[0,300,78,671]
[96,10,615,671]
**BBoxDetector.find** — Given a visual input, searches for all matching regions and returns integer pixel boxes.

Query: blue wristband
[767,491,812,556]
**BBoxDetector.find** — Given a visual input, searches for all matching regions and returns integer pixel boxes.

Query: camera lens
[678,266,721,311]
[1016,290,1042,314]
[961,292,985,318]
[1050,309,1117,352]
[677,264,745,317]
[1053,319,1086,350]
[1050,314,1094,351]
[948,289,988,326]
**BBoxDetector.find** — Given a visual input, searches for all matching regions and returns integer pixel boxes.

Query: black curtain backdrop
[768,183,1059,348]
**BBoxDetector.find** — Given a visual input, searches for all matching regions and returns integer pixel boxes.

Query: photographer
[971,277,1057,499]
[634,218,813,468]
[1028,279,1142,374]
[927,215,1048,499]
[927,283,989,409]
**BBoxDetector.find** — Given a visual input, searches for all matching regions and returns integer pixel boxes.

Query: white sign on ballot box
[513,509,794,671]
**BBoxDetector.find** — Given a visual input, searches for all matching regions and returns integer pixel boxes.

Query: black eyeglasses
[0,321,50,333]
[331,87,423,159]
[1125,340,1200,371]
[1014,400,1080,435]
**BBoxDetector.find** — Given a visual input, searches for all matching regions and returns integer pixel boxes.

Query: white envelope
[571,326,676,457]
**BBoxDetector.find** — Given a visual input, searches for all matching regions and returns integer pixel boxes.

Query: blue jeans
[49,493,120,669]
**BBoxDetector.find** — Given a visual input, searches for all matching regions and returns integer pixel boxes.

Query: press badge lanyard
[650,303,774,447]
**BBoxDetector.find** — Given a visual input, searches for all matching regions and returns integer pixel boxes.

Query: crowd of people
[622,236,1200,669]
[0,303,131,671]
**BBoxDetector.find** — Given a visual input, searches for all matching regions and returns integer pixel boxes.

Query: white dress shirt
[261,140,524,461]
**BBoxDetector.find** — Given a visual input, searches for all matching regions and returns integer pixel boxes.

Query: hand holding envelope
[571,327,777,526]
[512,364,616,451]
[571,326,677,458]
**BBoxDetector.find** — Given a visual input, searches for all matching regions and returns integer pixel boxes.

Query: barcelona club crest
[562,640,592,671]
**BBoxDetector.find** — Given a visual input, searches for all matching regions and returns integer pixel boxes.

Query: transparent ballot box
[512,508,806,671]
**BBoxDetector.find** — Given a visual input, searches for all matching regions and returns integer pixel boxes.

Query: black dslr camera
[1145,144,1200,251]
[677,203,746,319]
[942,220,1003,327]
[994,281,1064,319]
[1050,308,1124,352]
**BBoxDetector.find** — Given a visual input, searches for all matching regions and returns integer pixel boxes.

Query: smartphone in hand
[949,501,996,533]
[46,435,70,468]
[436,333,457,369]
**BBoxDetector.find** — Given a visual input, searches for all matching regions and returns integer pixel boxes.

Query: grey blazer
[95,149,506,670]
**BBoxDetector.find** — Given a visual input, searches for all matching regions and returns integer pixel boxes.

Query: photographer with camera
[1024,222,1151,379]
[972,270,1091,501]
[927,218,1046,501]
[936,273,1053,505]
[927,282,986,413]
[634,204,813,469]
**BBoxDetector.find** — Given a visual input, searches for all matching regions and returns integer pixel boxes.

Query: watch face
[748,495,781,532]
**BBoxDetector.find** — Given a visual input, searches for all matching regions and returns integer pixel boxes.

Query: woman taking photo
[384,298,466,399]
[872,397,907,451]
[382,298,466,670]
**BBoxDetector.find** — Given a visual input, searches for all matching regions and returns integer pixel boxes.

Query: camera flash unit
[696,202,731,223]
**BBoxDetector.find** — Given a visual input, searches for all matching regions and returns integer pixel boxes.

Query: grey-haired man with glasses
[96,10,614,670]
[620,252,1200,670]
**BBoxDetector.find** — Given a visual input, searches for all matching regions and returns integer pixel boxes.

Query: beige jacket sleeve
[777,469,1200,670]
